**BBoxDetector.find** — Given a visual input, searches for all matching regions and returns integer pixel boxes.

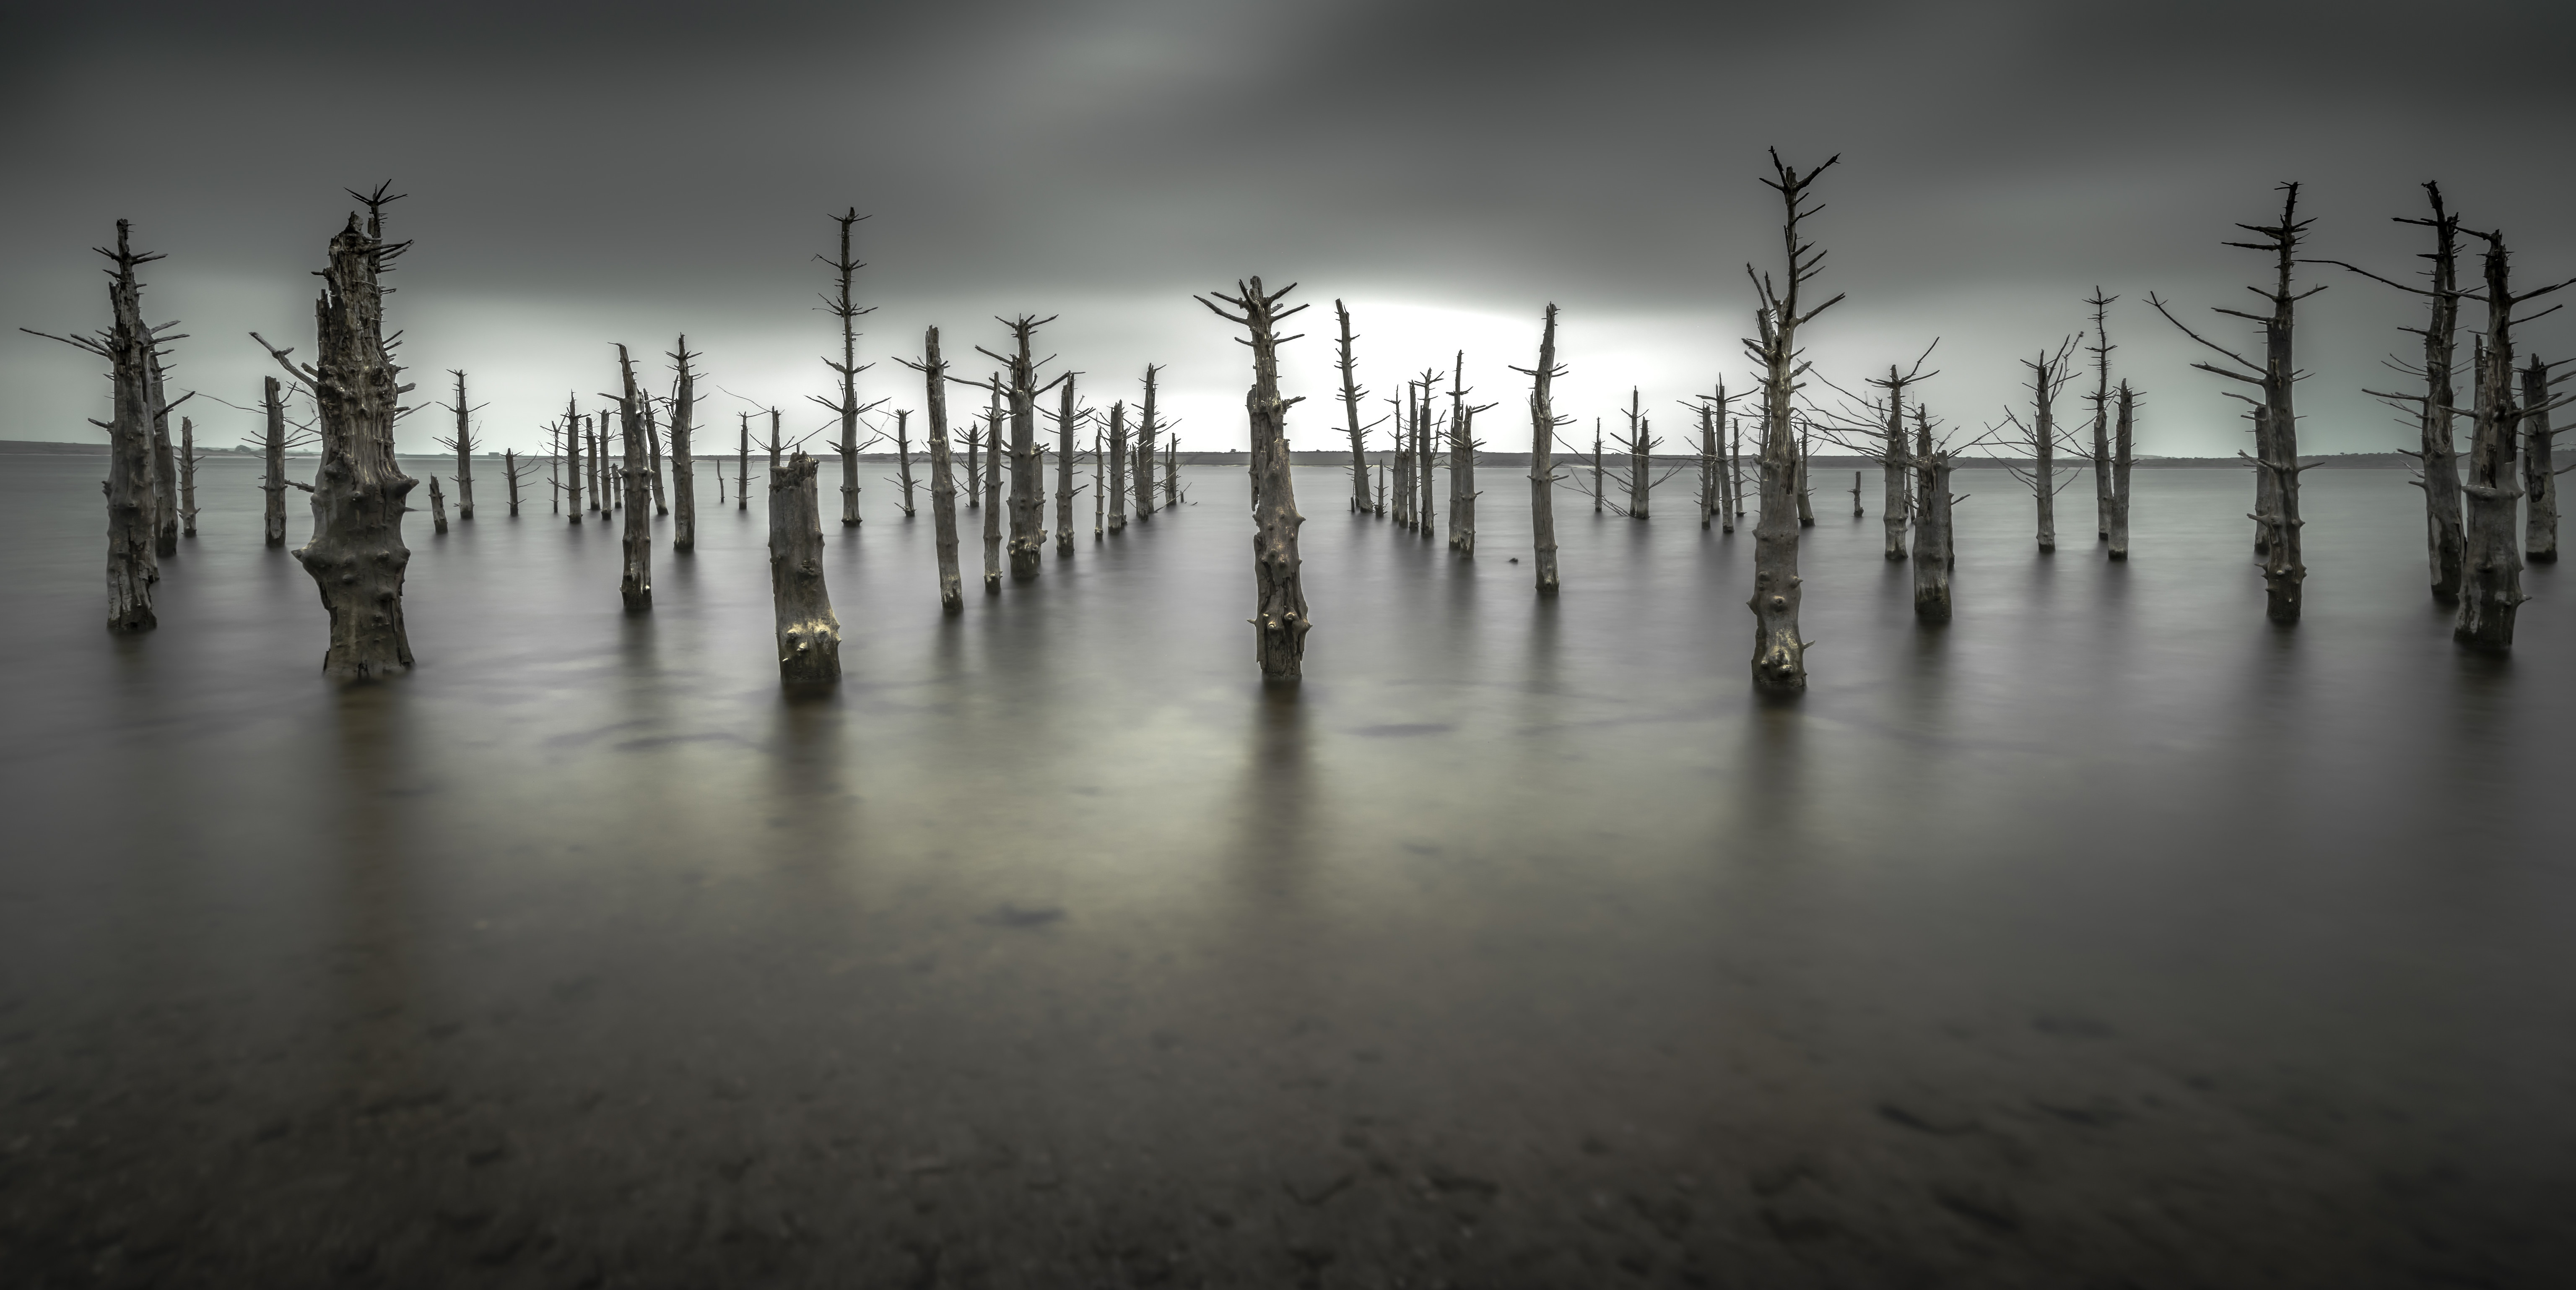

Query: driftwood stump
[768,452,841,684]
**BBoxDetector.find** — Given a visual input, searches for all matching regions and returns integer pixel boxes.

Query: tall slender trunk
[2404,185,2467,599]
[275,202,415,679]
[1054,375,1077,555]
[615,345,652,612]
[768,452,841,684]
[504,450,524,515]
[262,375,288,546]
[668,338,699,551]
[919,326,963,614]
[1447,352,1475,553]
[822,209,872,528]
[1392,390,1415,528]
[2109,382,2135,559]
[178,416,199,537]
[1336,300,1369,512]
[1162,439,1178,509]
[2027,348,2062,554]
[2521,356,2559,562]
[1198,277,1310,681]
[1746,151,1842,694]
[1592,421,1603,514]
[895,410,917,518]
[1135,365,1161,519]
[1093,426,1104,538]
[646,398,666,516]
[52,221,165,630]
[960,422,982,506]
[148,343,177,556]
[1524,303,1563,592]
[983,379,1004,593]
[994,317,1050,579]
[2087,289,2113,540]
[2253,188,2310,623]
[1108,401,1128,532]
[1793,420,1814,528]
[1880,374,1910,559]
[1621,387,1650,519]
[736,413,750,512]
[447,370,477,519]
[2457,235,2533,650]
[1724,414,1740,532]
[1912,409,1951,622]
[566,399,584,520]
[1698,401,1716,529]
[1417,372,1437,536]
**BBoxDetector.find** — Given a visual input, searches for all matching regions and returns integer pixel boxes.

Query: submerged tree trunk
[2109,382,2135,559]
[1335,300,1370,513]
[1447,352,1478,554]
[1912,409,1952,622]
[768,452,841,684]
[1135,365,1161,519]
[1722,413,1739,533]
[916,326,964,614]
[148,344,177,556]
[1093,426,1104,538]
[1108,401,1128,532]
[1197,277,1310,681]
[1163,439,1179,509]
[1698,400,1717,529]
[1522,303,1564,592]
[428,475,448,534]
[2521,356,2560,562]
[1392,389,1416,529]
[820,208,873,529]
[2456,232,2551,651]
[989,316,1053,579]
[646,398,666,516]
[566,399,584,521]
[736,413,750,512]
[983,380,1005,593]
[2024,346,2069,553]
[178,416,200,537]
[668,337,699,551]
[504,449,525,516]
[1621,388,1652,519]
[261,375,289,546]
[444,369,477,519]
[1054,375,1077,556]
[271,201,415,679]
[1416,372,1436,538]
[894,409,917,518]
[2087,289,2114,541]
[1879,372,1911,559]
[1793,420,1813,529]
[1592,421,1604,515]
[1745,151,1841,694]
[614,344,652,612]
[2402,185,2466,599]
[34,221,164,629]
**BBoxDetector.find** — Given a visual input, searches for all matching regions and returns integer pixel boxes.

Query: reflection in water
[1231,685,1314,897]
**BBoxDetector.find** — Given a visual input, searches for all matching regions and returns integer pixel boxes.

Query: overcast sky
[7,0,2574,462]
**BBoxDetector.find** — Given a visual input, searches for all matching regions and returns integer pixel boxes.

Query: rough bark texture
[1523,304,1563,593]
[1392,390,1416,529]
[1336,300,1369,512]
[2087,289,2113,540]
[1135,366,1160,519]
[1446,354,1477,554]
[645,399,666,516]
[428,475,448,534]
[959,420,982,506]
[262,375,288,546]
[178,417,199,537]
[982,380,1004,593]
[1620,389,1652,520]
[1912,411,1952,622]
[1416,373,1435,537]
[1793,422,1814,529]
[445,370,476,519]
[1879,374,1911,559]
[148,344,177,556]
[2520,357,2558,562]
[1698,402,1717,530]
[281,205,415,679]
[894,411,917,518]
[821,210,873,529]
[1197,278,1311,682]
[668,339,699,552]
[919,329,964,614]
[1723,415,1740,533]
[768,452,841,684]
[1745,151,1841,694]
[2109,382,2135,559]
[1054,376,1077,556]
[2457,237,2532,651]
[2404,186,2467,599]
[2025,348,2064,553]
[76,222,162,629]
[1108,402,1128,532]
[504,449,524,516]
[987,317,1052,579]
[614,345,652,612]
[566,400,584,521]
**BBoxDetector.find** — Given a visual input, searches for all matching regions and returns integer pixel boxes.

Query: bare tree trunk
[1093,425,1104,538]
[983,379,1004,593]
[441,369,477,519]
[959,421,982,507]
[1163,439,1178,509]
[31,221,164,629]
[1447,352,1480,553]
[615,344,652,612]
[592,417,608,513]
[1336,299,1369,512]
[1521,303,1563,591]
[504,449,525,516]
[265,195,415,679]
[768,451,841,684]
[819,208,875,529]
[2455,230,2555,650]
[916,326,964,614]
[2109,382,2135,559]
[1876,370,1912,559]
[1108,401,1128,532]
[178,416,200,537]
[262,375,288,546]
[1621,388,1651,519]
[2521,356,2560,562]
[2087,289,2114,540]
[1849,470,1863,517]
[2021,344,2073,554]
[736,413,750,512]
[1592,420,1604,514]
[2402,185,2466,598]
[1416,372,1437,537]
[1135,365,1161,519]
[646,398,666,516]
[984,316,1056,580]
[1794,419,1814,528]
[1198,277,1310,682]
[1054,374,1077,556]
[1746,151,1842,694]
[1392,389,1415,528]
[1723,413,1740,533]
[565,400,584,520]
[428,474,448,534]
[148,344,177,556]
[1698,400,1716,529]
[668,338,699,551]
[894,409,917,518]
[1912,410,1951,622]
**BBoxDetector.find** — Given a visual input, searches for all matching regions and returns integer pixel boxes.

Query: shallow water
[1,455,2570,1288]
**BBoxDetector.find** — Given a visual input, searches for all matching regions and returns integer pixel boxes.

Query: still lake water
[1,454,2570,1288]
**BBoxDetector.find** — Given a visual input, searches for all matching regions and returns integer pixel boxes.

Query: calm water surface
[1,455,2569,1287]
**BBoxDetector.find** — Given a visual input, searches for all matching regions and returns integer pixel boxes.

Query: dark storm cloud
[7,0,2574,457]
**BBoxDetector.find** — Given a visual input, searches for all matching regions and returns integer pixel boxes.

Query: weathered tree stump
[1108,401,1128,533]
[914,326,964,614]
[26,221,163,629]
[668,338,701,551]
[1912,408,1953,622]
[2521,356,2563,562]
[1745,151,1841,693]
[612,345,652,611]
[1517,305,1566,591]
[1135,365,1162,520]
[1197,277,1311,682]
[428,475,448,533]
[768,452,841,684]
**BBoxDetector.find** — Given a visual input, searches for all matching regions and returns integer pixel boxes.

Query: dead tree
[503,449,534,516]
[2329,185,2468,598]
[2109,382,2138,559]
[177,416,202,537]
[1513,303,1568,591]
[735,411,750,512]
[1696,398,1718,528]
[1591,418,1605,513]
[256,376,293,544]
[147,325,179,556]
[957,412,983,506]
[1162,438,1179,509]
[1911,406,1953,621]
[1728,414,1745,527]
[1849,471,1863,516]
[768,451,841,684]
[428,475,448,533]
[1612,387,1672,519]
[644,398,667,515]
[25,221,163,628]
[1196,277,1311,681]
[1052,375,1079,555]
[978,316,1064,580]
[2524,357,2568,561]
[1335,299,1372,512]
[815,208,881,528]
[2085,290,2114,540]
[1093,424,1104,538]
[2152,182,2321,624]
[257,185,417,679]
[1446,352,1491,554]
[982,377,1005,592]
[611,345,652,611]
[1108,401,1129,532]
[1794,416,1815,528]
[891,410,917,518]
[1867,348,1936,559]
[1135,365,1162,519]
[1743,151,1843,694]
[667,338,701,551]
[1415,368,1438,536]
[564,399,584,519]
[899,326,965,613]
[2453,228,2573,650]
[436,370,479,519]
[1390,390,1416,528]
[2002,336,2081,553]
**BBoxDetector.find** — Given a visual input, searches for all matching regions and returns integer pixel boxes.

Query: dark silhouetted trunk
[1912,409,1951,622]
[736,413,750,512]
[565,400,584,520]
[148,344,177,556]
[504,449,527,516]
[1522,304,1564,591]
[1054,375,1077,556]
[894,409,917,518]
[1392,388,1416,528]
[915,326,963,614]
[2405,186,2466,598]
[2087,289,2114,540]
[768,452,841,684]
[1697,400,1717,529]
[984,316,1055,579]
[1620,388,1652,519]
[1446,352,1480,554]
[428,474,448,534]
[820,209,874,528]
[443,370,477,519]
[983,379,1004,593]
[668,338,699,551]
[1163,439,1179,509]
[614,344,652,612]
[1197,277,1310,681]
[645,398,666,516]
[261,375,288,546]
[1336,299,1369,512]
[1878,373,1911,559]
[30,221,164,628]
[1135,365,1161,519]
[1745,151,1842,694]
[272,197,415,679]
[1793,419,1814,529]
[178,416,199,537]
[2455,231,2555,651]
[1108,401,1128,532]
[2521,356,2560,562]
[2109,382,2135,559]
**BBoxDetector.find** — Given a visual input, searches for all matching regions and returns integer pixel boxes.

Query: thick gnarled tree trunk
[1520,304,1564,592]
[2453,229,2566,650]
[613,345,652,611]
[768,452,841,684]
[28,221,164,629]
[1108,401,1128,533]
[1135,365,1161,520]
[1745,152,1842,694]
[269,199,415,679]
[917,327,964,613]
[1198,277,1311,682]
[668,338,699,551]
[2521,356,2561,562]
[1912,409,1952,622]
